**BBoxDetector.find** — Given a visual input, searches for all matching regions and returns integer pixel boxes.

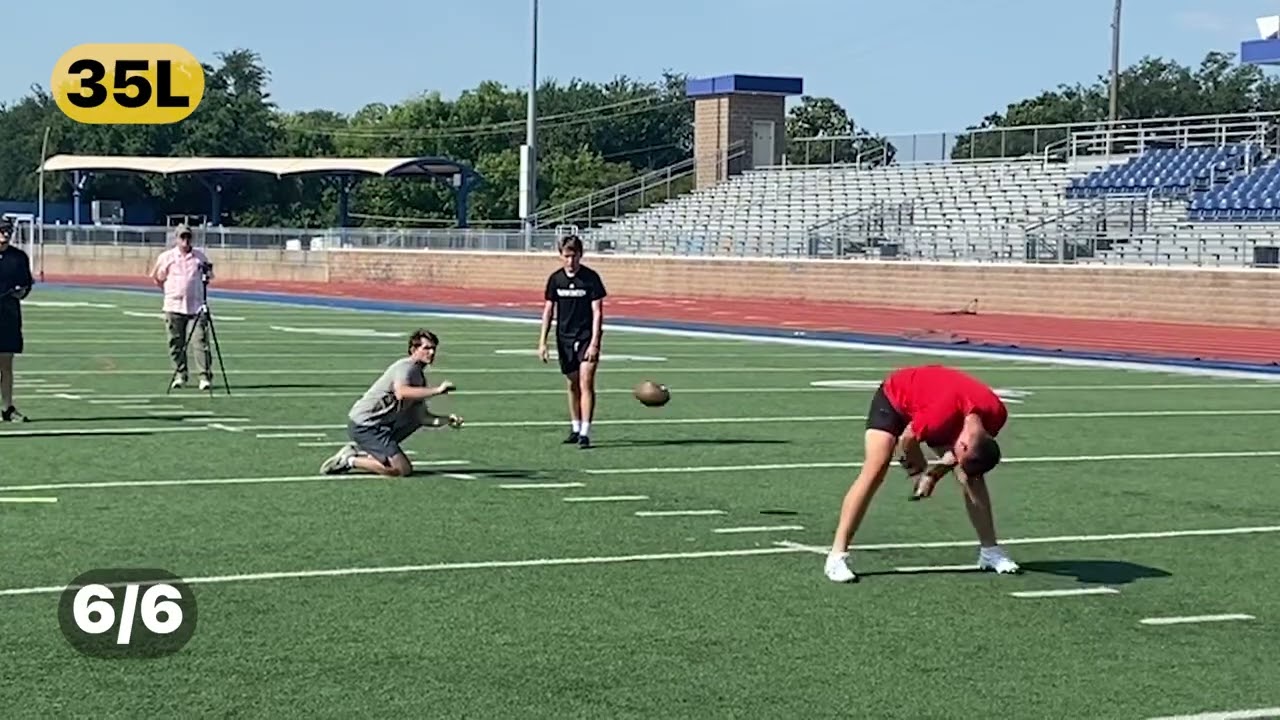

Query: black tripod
[166,265,231,396]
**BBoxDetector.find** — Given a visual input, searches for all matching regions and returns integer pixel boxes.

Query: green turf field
[2,287,1278,719]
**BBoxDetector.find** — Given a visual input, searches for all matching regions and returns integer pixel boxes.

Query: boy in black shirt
[0,217,33,422]
[537,235,607,448]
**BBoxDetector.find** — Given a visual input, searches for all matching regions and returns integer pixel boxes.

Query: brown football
[633,380,671,407]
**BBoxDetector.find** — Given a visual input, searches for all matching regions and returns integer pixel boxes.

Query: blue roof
[685,74,804,98]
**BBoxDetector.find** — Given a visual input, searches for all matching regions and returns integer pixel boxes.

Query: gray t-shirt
[348,357,428,428]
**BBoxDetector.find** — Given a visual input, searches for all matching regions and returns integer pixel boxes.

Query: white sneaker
[199,378,212,391]
[171,377,186,389]
[978,545,1020,574]
[319,443,358,475]
[825,552,858,583]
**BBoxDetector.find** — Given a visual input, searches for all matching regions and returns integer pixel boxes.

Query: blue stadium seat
[1064,142,1263,200]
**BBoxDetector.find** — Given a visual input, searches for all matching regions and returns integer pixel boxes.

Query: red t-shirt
[882,365,1008,446]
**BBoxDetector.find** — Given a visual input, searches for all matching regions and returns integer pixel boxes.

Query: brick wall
[692,93,787,188]
[40,246,1280,328]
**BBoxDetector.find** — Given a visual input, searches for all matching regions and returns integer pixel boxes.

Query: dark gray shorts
[347,420,411,466]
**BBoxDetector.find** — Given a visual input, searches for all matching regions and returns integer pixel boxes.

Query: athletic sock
[579,421,591,437]
[572,420,582,433]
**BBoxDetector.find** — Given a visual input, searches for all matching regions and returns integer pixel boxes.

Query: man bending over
[825,364,1020,583]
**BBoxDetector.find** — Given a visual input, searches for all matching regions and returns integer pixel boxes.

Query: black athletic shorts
[556,333,594,376]
[0,316,22,355]
[865,382,909,437]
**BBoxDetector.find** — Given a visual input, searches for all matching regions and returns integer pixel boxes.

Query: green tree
[951,50,1280,160]
[785,95,896,167]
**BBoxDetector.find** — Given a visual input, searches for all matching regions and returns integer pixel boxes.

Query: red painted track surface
[51,274,1280,366]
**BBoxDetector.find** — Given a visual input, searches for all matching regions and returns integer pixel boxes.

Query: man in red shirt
[825,364,1020,583]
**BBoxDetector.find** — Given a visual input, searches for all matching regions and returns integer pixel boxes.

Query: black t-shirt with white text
[544,265,607,340]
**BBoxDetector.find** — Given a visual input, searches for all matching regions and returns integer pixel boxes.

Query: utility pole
[1109,0,1122,123]
[521,0,539,250]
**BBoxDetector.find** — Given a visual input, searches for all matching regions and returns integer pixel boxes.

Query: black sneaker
[2,406,28,422]
[578,434,591,450]
[563,431,580,444]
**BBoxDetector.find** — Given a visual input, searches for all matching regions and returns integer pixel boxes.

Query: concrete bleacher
[584,159,1104,260]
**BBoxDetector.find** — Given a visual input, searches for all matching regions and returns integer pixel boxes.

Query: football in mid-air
[633,380,670,407]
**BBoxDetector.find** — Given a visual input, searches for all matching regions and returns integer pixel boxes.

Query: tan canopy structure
[39,153,483,227]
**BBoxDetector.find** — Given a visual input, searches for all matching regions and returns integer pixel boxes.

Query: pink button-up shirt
[151,247,212,316]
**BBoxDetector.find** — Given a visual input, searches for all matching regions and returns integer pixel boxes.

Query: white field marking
[0,426,208,437]
[10,365,1141,377]
[1147,708,1280,720]
[173,294,1280,382]
[23,300,115,308]
[773,524,1280,555]
[121,311,164,319]
[892,564,981,573]
[562,495,651,503]
[256,432,327,439]
[0,545,809,598]
[1009,587,1120,598]
[119,404,180,410]
[0,497,59,504]
[88,399,142,405]
[147,409,215,416]
[26,383,73,390]
[498,482,585,489]
[712,525,806,534]
[183,417,251,423]
[635,509,727,517]
[1139,614,1255,626]
[585,449,1280,476]
[442,473,477,480]
[207,423,244,433]
[70,287,1280,381]
[50,382,1280,403]
[494,348,669,362]
[269,325,402,338]
[51,393,83,400]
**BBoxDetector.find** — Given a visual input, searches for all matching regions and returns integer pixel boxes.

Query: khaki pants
[166,312,211,381]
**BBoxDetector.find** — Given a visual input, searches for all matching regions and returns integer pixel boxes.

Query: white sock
[572,419,582,433]
[579,421,591,437]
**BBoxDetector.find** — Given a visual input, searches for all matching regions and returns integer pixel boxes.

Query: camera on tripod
[199,261,214,284]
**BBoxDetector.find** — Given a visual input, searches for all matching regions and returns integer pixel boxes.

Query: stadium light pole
[521,0,539,250]
[1109,0,1122,123]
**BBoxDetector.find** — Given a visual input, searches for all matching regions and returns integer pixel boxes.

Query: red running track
[50,275,1280,366]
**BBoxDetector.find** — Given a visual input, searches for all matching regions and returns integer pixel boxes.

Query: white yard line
[0,497,59,504]
[1009,587,1120,598]
[585,449,1280,475]
[497,482,585,490]
[562,495,651,503]
[0,546,810,598]
[1138,614,1256,626]
[1146,708,1280,720]
[634,509,726,517]
[712,525,805,534]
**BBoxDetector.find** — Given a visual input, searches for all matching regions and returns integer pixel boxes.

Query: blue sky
[4,0,1277,138]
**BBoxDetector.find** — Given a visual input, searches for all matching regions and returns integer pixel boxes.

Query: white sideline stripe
[0,426,208,437]
[257,432,327,439]
[443,473,476,480]
[585,449,1280,475]
[498,482,585,489]
[772,524,1280,554]
[892,564,980,573]
[1139,614,1255,626]
[0,546,808,598]
[712,525,805,534]
[11,365,1155,376]
[1009,587,1120,598]
[62,382,1280,402]
[0,497,59,504]
[635,509,726,517]
[563,495,651,503]
[44,295,1280,382]
[1147,707,1280,720]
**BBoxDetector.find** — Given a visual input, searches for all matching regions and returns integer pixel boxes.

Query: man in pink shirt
[149,224,214,390]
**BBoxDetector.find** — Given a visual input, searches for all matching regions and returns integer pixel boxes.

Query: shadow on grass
[410,468,544,481]
[1019,559,1172,586]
